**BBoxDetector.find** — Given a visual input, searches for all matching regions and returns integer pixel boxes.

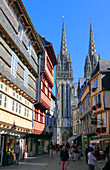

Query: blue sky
[22,0,110,92]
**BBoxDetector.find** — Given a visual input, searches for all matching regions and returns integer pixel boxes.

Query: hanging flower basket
[92,105,97,110]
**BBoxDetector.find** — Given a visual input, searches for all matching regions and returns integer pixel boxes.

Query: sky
[22,0,110,93]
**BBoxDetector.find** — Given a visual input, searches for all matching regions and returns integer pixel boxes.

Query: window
[61,84,64,117]
[24,66,28,88]
[0,92,2,106]
[19,103,21,114]
[94,96,97,105]
[12,100,15,111]
[66,84,69,116]
[25,100,27,105]
[94,78,98,88]
[88,96,90,106]
[5,86,8,92]
[28,40,31,56]
[97,114,101,128]
[27,108,29,117]
[9,5,17,19]
[0,83,3,90]
[20,96,22,101]
[16,102,18,113]
[103,112,107,127]
[4,95,7,108]
[11,52,18,78]
[18,21,23,41]
[24,107,26,116]
[98,93,101,104]
[13,91,15,97]
[16,94,19,99]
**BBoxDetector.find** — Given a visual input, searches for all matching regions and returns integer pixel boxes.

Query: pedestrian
[88,147,97,170]
[49,142,54,157]
[73,144,79,161]
[15,141,20,165]
[66,141,70,153]
[69,146,73,160]
[85,146,89,164]
[94,145,101,162]
[101,155,110,170]
[59,145,69,170]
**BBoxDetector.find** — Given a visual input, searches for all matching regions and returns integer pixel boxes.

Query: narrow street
[1,152,105,170]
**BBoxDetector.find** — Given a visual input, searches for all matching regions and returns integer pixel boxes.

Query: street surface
[1,152,105,170]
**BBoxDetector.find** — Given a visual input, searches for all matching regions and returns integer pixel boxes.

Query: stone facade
[56,21,73,144]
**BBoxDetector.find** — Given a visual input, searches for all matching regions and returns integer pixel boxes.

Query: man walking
[88,147,97,170]
[59,145,69,170]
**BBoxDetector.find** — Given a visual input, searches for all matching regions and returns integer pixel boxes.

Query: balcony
[95,103,102,108]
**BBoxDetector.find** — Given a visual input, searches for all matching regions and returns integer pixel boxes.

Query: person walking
[49,142,54,157]
[73,144,79,161]
[101,155,110,170]
[15,141,20,165]
[88,147,97,170]
[59,145,69,170]
[85,146,90,164]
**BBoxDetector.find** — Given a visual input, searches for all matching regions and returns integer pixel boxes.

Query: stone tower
[84,22,100,78]
[56,20,73,144]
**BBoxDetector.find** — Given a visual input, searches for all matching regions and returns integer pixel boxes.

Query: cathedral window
[66,84,69,116]
[61,84,64,117]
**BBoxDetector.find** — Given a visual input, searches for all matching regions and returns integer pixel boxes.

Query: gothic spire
[60,20,68,57]
[89,22,98,62]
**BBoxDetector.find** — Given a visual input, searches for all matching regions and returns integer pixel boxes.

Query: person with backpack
[15,141,20,165]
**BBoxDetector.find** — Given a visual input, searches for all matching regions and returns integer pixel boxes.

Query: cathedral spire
[60,20,68,56]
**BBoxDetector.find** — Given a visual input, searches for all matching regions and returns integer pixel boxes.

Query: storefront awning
[67,134,81,142]
[90,138,110,144]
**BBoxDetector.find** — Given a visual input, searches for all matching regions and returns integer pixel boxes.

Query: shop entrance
[0,136,5,166]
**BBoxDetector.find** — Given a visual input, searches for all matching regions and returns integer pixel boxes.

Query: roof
[91,60,110,77]
[67,134,81,142]
[39,35,58,66]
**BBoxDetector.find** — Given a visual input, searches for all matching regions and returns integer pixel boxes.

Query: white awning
[90,138,110,144]
[67,134,81,142]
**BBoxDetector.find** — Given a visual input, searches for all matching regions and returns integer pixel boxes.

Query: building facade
[90,60,110,151]
[56,21,73,144]
[0,0,44,165]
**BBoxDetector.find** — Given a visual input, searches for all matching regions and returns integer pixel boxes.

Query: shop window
[4,95,7,108]
[11,52,18,79]
[18,21,23,41]
[19,103,21,114]
[0,92,2,106]
[0,83,3,90]
[24,66,28,88]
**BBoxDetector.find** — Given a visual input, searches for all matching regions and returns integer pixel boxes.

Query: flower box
[92,105,97,110]
[95,103,101,108]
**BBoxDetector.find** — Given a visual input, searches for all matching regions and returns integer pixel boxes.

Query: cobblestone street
[1,152,105,170]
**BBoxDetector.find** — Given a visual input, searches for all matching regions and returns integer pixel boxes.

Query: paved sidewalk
[0,153,105,170]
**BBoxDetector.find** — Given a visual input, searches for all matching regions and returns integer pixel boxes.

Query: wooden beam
[17,13,24,21]
[27,30,32,37]
[9,0,16,6]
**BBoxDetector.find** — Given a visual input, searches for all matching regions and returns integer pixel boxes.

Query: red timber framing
[32,39,58,135]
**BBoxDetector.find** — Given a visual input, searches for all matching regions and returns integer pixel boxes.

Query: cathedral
[84,22,101,78]
[56,20,73,144]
